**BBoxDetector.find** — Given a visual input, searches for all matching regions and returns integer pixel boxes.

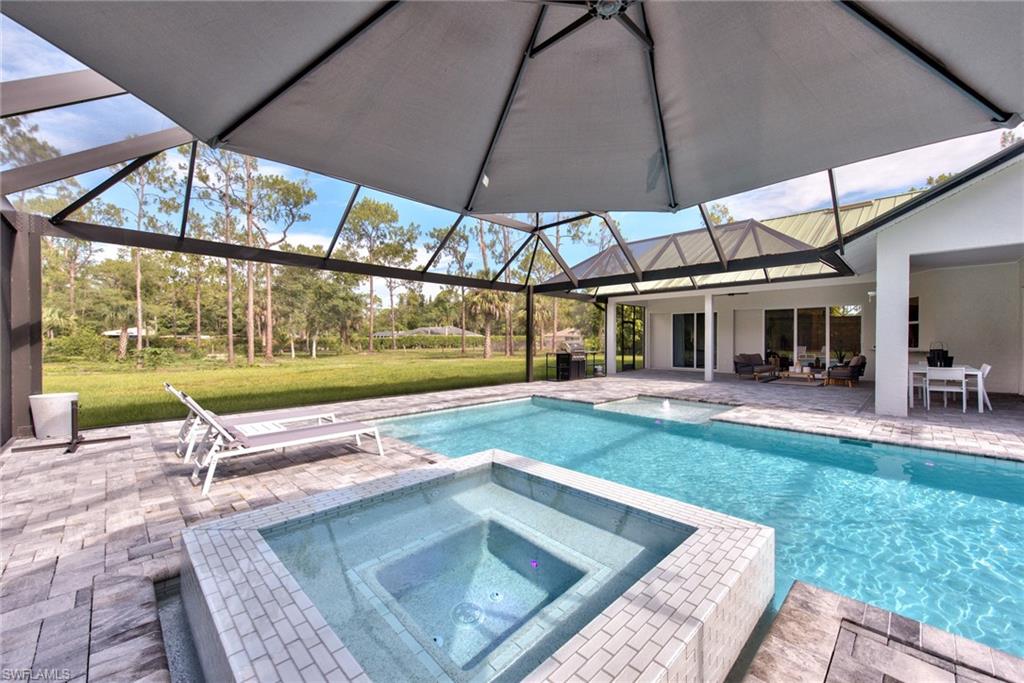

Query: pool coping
[179,450,775,683]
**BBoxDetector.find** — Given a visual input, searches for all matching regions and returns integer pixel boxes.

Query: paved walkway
[1,372,1022,681]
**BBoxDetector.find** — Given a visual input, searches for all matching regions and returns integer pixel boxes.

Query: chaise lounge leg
[374,429,384,455]
[202,458,219,496]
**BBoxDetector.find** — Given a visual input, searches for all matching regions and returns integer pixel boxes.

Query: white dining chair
[925,367,967,413]
[969,363,993,412]
[909,362,927,405]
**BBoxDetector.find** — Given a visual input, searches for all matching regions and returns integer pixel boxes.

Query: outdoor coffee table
[778,371,825,384]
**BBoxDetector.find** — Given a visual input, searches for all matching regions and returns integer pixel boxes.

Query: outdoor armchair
[734,353,776,380]
[827,355,867,387]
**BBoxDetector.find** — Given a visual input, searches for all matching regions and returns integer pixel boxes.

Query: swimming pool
[381,397,1024,657]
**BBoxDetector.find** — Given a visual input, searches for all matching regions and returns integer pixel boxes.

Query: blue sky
[4,16,1018,288]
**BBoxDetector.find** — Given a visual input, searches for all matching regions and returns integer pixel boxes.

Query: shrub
[44,330,115,362]
[132,346,178,367]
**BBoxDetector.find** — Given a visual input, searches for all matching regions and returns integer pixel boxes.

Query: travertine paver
[1,371,1022,681]
[744,582,1024,683]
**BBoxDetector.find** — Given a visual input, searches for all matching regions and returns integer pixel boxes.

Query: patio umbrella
[4,1,1021,214]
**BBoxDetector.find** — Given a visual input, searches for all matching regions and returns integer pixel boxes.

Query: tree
[705,203,733,226]
[113,151,180,365]
[378,225,418,349]
[251,173,315,360]
[345,198,403,352]
[467,275,504,358]
[195,146,243,363]
[91,259,136,360]
[426,225,471,353]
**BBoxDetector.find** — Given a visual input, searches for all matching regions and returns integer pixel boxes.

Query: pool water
[381,397,1024,657]
[262,465,690,682]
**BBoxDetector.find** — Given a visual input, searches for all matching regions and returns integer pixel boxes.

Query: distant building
[371,326,482,338]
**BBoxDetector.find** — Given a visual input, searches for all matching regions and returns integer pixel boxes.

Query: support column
[704,293,714,382]
[3,212,43,439]
[525,286,534,382]
[605,301,616,375]
[875,234,910,417]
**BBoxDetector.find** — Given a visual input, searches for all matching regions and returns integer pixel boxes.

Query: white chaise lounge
[163,383,383,495]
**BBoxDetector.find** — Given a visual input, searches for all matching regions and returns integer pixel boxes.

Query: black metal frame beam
[1,69,125,118]
[698,203,728,269]
[819,251,854,276]
[534,245,842,293]
[465,6,548,212]
[178,141,198,239]
[593,270,847,303]
[1,127,192,196]
[826,168,845,255]
[325,184,362,260]
[492,233,535,282]
[636,4,676,209]
[213,1,402,145]
[596,212,642,279]
[422,213,464,271]
[10,210,524,293]
[529,12,593,58]
[50,153,159,225]
[838,1,1016,124]
[471,213,534,234]
[534,212,596,232]
[536,230,578,287]
[523,235,541,285]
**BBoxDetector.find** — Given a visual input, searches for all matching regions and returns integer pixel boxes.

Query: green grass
[45,351,550,429]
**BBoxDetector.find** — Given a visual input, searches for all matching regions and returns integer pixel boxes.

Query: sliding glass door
[672,313,717,369]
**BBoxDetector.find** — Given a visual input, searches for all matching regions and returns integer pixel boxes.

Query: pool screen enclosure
[2,0,1023,442]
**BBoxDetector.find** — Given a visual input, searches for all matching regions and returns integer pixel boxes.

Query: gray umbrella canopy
[5,1,1021,215]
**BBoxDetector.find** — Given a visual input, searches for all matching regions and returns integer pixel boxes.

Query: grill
[555,341,587,381]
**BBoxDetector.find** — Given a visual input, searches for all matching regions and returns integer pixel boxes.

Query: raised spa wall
[179,450,774,683]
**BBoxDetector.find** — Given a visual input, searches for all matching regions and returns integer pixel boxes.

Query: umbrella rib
[837,1,1015,124]
[634,4,677,210]
[465,6,548,212]
[530,12,595,58]
[213,1,402,146]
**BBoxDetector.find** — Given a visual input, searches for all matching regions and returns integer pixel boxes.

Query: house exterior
[598,149,1024,417]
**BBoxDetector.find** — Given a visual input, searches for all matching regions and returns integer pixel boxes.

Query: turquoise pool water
[381,397,1024,657]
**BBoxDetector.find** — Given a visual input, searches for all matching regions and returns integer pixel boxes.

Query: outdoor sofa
[734,353,777,381]
[826,355,868,387]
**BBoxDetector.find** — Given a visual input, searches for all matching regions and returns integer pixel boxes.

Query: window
[616,304,645,372]
[672,313,717,369]
[797,308,826,367]
[764,309,794,369]
[829,305,862,364]
[908,297,920,349]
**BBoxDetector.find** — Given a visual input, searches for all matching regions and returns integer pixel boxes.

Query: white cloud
[0,18,83,80]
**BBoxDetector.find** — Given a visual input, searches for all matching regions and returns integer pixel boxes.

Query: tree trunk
[389,285,397,351]
[264,262,274,360]
[484,320,492,359]
[551,299,558,352]
[505,303,513,356]
[289,335,295,359]
[68,259,77,314]
[225,258,235,363]
[194,274,202,348]
[117,325,129,361]
[244,167,256,366]
[368,277,376,352]
[134,248,144,366]
[460,287,467,355]
[311,333,318,359]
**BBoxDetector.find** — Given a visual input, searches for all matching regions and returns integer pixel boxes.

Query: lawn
[45,351,553,429]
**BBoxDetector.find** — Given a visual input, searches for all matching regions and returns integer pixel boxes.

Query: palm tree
[467,277,504,359]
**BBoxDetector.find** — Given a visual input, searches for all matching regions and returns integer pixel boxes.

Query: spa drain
[451,602,484,626]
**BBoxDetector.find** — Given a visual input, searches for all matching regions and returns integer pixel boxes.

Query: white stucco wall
[874,157,1024,415]
[909,262,1023,394]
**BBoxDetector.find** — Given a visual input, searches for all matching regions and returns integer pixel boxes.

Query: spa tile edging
[179,450,774,683]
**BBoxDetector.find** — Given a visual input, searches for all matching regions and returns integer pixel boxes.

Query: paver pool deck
[2,370,1022,681]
